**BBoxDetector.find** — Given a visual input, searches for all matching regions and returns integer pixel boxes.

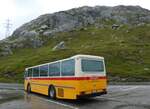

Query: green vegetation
[0,24,150,83]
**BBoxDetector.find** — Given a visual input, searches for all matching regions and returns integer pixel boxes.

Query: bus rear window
[81,59,104,72]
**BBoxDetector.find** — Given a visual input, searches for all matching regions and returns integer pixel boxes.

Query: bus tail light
[102,89,107,94]
[80,91,85,95]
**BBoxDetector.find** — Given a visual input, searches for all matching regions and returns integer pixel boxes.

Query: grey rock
[22,30,39,38]
[52,41,66,51]
[0,45,13,56]
[83,28,87,30]
[112,24,120,29]
[126,30,129,33]
[0,35,43,50]
[24,36,43,48]
[91,32,95,35]
[43,31,53,36]
[43,30,57,37]
[137,23,145,26]
[40,25,49,30]
[144,68,149,71]
[95,24,104,28]
[32,37,43,48]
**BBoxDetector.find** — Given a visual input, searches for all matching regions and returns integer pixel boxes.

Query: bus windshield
[81,59,104,73]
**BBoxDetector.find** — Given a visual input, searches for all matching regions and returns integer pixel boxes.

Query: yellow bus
[24,55,107,99]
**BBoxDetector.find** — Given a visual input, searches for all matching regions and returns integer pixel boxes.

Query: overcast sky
[0,0,150,40]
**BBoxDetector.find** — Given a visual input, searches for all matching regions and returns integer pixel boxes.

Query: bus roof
[25,54,104,70]
[71,54,104,59]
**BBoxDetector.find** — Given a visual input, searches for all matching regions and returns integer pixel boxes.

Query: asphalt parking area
[0,85,150,109]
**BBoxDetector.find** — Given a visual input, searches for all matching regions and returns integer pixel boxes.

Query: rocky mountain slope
[0,5,150,82]
[12,5,150,38]
[1,5,150,55]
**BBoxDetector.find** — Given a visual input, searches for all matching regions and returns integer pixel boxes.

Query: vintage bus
[24,55,107,99]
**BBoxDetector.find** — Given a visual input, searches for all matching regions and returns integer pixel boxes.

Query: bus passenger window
[28,68,32,77]
[33,67,39,77]
[40,65,48,77]
[49,62,60,76]
[24,71,28,78]
[61,59,75,76]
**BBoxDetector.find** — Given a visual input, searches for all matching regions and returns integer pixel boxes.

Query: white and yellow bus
[24,55,107,99]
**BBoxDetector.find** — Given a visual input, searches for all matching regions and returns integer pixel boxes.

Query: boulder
[52,41,66,51]
[112,24,120,30]
[40,25,49,30]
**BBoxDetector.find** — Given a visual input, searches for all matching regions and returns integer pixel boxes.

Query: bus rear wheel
[27,84,31,93]
[49,86,56,99]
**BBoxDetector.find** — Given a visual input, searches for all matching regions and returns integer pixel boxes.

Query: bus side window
[49,62,60,76]
[28,68,33,77]
[33,67,39,77]
[40,65,48,77]
[25,71,28,77]
[24,71,27,78]
[61,59,75,76]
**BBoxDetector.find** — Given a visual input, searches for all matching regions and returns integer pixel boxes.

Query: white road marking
[108,86,140,93]
[25,91,78,109]
[40,98,79,109]
[120,86,139,91]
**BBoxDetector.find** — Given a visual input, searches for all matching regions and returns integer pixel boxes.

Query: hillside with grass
[0,5,150,83]
[0,24,150,83]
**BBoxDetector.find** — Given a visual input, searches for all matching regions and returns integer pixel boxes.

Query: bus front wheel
[49,85,56,99]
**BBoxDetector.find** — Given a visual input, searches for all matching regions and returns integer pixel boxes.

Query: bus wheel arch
[27,83,31,93]
[48,85,56,99]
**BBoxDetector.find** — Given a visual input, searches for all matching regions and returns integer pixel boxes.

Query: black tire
[27,84,31,93]
[49,86,56,99]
